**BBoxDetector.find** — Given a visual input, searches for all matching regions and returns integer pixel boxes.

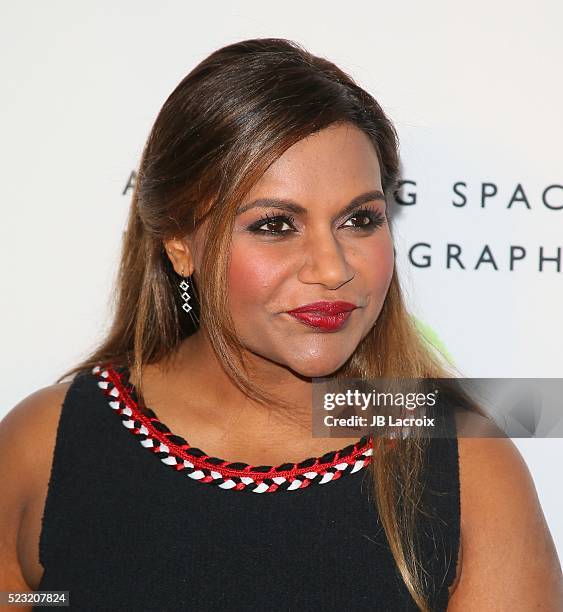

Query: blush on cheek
[227,244,286,310]
[379,241,395,288]
[362,237,395,311]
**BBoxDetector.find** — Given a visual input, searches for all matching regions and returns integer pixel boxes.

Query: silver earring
[179,269,192,313]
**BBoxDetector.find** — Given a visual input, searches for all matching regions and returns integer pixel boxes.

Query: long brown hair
[58,38,469,610]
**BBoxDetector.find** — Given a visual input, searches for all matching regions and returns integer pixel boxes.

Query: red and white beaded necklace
[93,364,373,494]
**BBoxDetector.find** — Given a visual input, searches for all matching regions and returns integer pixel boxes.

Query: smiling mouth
[286,300,357,314]
[285,310,354,331]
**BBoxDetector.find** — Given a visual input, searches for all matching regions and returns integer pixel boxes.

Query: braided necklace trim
[92,364,373,494]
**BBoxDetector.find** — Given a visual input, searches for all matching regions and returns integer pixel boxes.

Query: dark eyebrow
[236,189,386,218]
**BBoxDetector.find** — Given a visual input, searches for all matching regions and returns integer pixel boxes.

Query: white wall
[1,1,561,557]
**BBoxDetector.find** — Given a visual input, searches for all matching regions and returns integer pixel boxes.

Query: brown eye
[348,214,371,227]
[341,209,386,231]
[248,213,296,235]
[264,219,289,233]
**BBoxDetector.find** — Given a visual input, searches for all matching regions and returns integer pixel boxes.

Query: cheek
[376,235,395,290]
[356,231,395,293]
[227,243,286,311]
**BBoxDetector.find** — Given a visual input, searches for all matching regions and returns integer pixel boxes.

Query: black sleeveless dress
[36,364,460,611]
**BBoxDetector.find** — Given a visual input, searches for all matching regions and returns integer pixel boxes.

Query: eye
[245,207,386,237]
[247,213,297,236]
[341,207,386,231]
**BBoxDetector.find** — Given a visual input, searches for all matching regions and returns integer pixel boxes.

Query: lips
[286,301,358,316]
[285,301,358,331]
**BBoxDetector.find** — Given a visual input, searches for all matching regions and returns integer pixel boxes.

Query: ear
[163,237,195,277]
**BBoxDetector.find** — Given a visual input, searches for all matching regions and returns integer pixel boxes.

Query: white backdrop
[1,1,561,557]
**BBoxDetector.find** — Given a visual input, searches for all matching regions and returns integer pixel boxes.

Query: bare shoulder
[0,382,72,486]
[0,381,72,591]
[448,437,563,610]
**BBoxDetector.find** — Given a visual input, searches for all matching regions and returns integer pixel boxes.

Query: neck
[132,328,356,465]
[171,328,314,429]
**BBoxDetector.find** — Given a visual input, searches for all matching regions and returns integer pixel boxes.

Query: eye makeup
[245,205,386,237]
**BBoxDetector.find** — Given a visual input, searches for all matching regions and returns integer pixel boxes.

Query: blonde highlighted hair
[59,38,475,610]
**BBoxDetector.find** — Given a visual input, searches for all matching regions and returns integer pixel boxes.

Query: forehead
[251,122,382,197]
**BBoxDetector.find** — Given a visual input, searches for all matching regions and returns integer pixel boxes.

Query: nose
[297,228,354,290]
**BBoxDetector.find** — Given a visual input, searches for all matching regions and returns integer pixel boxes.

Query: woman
[1,38,561,611]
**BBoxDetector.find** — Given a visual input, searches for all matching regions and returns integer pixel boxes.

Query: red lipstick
[285,300,358,331]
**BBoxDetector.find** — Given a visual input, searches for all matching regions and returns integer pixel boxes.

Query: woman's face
[226,122,394,378]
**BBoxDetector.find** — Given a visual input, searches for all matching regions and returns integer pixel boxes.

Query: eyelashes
[246,206,386,237]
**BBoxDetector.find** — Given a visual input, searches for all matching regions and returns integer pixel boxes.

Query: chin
[287,355,351,379]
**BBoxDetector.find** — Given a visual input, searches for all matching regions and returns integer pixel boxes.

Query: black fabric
[36,369,460,612]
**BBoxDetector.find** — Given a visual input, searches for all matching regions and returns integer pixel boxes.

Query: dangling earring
[179,267,192,313]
